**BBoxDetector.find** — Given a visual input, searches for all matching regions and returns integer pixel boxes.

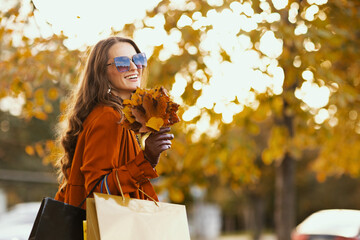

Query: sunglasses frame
[106,52,147,73]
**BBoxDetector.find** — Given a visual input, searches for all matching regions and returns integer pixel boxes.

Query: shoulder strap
[78,176,104,208]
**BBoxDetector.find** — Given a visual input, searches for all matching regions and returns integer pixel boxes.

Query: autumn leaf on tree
[121,87,180,133]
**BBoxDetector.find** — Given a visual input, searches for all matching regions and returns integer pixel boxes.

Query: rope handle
[114,170,159,207]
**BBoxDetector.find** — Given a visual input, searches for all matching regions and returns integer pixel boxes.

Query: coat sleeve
[80,110,158,197]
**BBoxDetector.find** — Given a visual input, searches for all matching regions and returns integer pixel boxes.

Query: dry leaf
[146,117,164,131]
[121,87,180,133]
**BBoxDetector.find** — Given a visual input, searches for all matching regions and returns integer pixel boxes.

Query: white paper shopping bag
[93,192,191,240]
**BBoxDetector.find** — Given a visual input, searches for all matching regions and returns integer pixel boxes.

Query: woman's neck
[110,88,131,100]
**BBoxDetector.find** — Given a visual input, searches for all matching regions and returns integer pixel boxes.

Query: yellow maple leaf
[122,106,135,123]
[146,117,164,131]
[122,99,132,105]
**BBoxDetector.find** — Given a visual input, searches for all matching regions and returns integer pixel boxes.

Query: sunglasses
[106,52,147,72]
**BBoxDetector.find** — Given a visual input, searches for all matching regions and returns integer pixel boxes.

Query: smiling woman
[54,36,174,209]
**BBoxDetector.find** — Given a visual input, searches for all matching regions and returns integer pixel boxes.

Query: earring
[107,86,111,94]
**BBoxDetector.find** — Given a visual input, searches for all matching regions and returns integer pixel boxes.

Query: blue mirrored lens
[113,53,147,72]
[114,57,130,72]
[132,53,147,69]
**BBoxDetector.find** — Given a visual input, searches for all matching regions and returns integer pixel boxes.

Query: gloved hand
[143,127,174,168]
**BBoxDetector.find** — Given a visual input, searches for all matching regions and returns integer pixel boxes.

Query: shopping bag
[28,197,86,240]
[29,177,103,240]
[87,172,190,240]
[86,197,101,240]
[93,192,191,240]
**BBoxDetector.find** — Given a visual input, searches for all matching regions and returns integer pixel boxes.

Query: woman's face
[106,42,142,99]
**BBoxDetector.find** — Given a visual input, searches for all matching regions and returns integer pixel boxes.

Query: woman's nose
[129,60,138,70]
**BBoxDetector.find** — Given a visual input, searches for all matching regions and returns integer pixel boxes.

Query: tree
[0,1,84,163]
[0,2,81,120]
[1,1,360,239]
[0,2,80,204]
[122,1,360,239]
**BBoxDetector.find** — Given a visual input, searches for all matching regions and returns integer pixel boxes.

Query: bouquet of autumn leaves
[121,87,180,134]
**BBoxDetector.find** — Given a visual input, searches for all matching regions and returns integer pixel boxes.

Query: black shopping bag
[29,197,86,240]
[29,177,103,240]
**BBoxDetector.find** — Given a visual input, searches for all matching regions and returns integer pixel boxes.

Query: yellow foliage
[171,139,186,157]
[169,187,185,203]
[204,163,218,176]
[47,88,59,101]
[23,82,33,98]
[43,141,62,165]
[45,140,55,150]
[2,0,360,211]
[316,172,327,183]
[248,122,260,135]
[261,149,273,165]
[271,97,283,117]
[25,145,35,156]
[34,111,48,120]
[60,101,67,113]
[251,103,270,122]
[44,102,53,113]
[34,89,45,106]
[35,143,45,157]
[10,77,22,94]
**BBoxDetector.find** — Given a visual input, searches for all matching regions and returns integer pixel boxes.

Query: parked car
[292,209,360,240]
[0,202,40,240]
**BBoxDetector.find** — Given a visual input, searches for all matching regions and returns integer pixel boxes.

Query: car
[0,202,41,240]
[292,209,360,240]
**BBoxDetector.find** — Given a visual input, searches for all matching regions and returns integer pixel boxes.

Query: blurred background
[0,0,360,239]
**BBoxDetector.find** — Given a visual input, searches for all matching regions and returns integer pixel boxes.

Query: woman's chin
[131,83,141,90]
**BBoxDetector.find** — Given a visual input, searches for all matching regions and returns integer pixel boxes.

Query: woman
[54,36,174,208]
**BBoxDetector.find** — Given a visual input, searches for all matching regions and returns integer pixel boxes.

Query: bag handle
[105,171,159,207]
[78,176,104,208]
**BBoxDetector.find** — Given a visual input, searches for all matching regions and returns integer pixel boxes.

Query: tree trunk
[243,192,264,240]
[251,194,264,240]
[275,152,295,240]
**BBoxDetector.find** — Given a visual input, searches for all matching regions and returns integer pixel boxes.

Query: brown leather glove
[143,127,174,168]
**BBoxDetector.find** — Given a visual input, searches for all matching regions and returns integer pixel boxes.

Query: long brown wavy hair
[56,36,146,187]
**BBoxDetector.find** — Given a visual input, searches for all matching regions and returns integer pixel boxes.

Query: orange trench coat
[55,105,159,209]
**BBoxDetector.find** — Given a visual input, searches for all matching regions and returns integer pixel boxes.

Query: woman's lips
[125,74,139,81]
